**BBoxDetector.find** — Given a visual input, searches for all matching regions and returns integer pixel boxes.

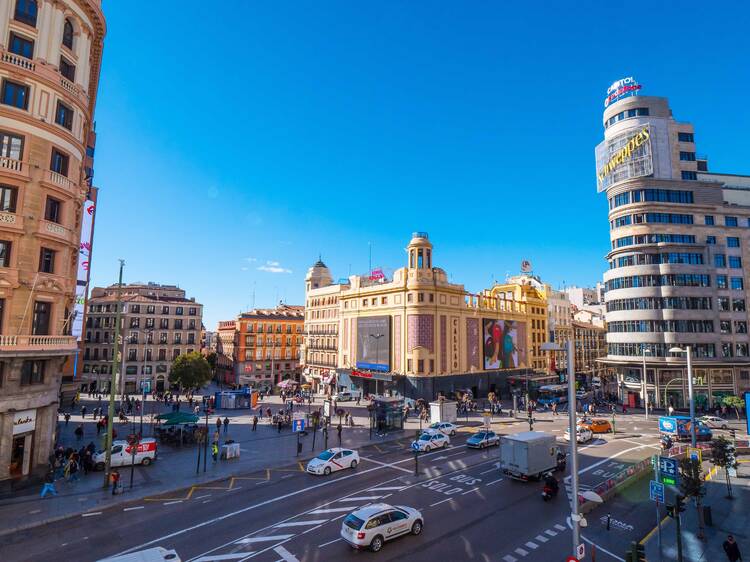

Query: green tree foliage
[169,351,212,390]
[711,435,738,498]
[679,456,706,538]
[205,351,217,371]
[722,395,745,419]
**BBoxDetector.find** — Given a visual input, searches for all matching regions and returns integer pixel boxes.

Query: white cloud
[258,260,291,274]
[241,267,249,271]
[267,260,280,267]
[245,257,257,263]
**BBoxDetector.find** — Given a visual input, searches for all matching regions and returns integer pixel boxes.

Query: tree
[205,351,217,371]
[678,456,706,540]
[711,435,738,499]
[722,395,745,420]
[169,352,212,390]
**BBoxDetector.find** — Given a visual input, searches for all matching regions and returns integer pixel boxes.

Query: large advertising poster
[595,124,653,192]
[356,316,391,372]
[71,199,95,340]
[482,319,527,370]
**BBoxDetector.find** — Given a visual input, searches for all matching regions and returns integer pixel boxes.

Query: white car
[306,448,359,475]
[411,431,449,452]
[340,503,423,552]
[335,391,354,402]
[563,427,593,443]
[428,422,458,436]
[700,416,729,430]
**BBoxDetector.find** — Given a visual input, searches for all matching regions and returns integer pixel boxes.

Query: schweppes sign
[597,127,650,184]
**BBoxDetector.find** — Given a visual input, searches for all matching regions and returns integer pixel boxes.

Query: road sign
[576,543,585,559]
[565,557,579,562]
[412,441,420,452]
[658,456,678,477]
[650,480,665,503]
[323,400,332,418]
[292,418,306,432]
[687,447,702,463]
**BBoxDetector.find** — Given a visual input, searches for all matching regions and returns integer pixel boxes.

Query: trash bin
[703,505,713,527]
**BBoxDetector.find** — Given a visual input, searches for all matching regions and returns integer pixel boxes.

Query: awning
[156,412,199,426]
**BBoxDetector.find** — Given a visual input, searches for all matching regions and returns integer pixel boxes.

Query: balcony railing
[44,169,77,193]
[0,156,26,176]
[0,335,78,354]
[1,51,35,71]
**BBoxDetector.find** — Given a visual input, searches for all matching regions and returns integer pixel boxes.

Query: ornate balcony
[0,156,29,180]
[0,335,78,357]
[37,219,76,245]
[40,169,81,198]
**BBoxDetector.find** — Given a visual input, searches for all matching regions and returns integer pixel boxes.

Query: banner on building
[71,199,95,341]
[356,316,391,372]
[482,319,527,370]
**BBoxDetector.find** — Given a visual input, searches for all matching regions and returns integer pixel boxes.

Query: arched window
[62,18,74,50]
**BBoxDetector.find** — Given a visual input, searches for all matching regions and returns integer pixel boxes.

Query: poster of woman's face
[482,319,527,370]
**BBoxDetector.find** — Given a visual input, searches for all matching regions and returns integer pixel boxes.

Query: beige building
[546,288,573,372]
[82,283,203,394]
[0,0,105,484]
[215,320,236,385]
[572,320,607,379]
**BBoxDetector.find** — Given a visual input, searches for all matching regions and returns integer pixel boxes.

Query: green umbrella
[159,412,199,426]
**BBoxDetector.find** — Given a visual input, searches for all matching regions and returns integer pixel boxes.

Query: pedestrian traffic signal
[630,541,646,562]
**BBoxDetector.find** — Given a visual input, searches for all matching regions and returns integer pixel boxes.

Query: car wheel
[141,457,151,466]
[425,445,431,452]
[95,462,105,471]
[324,466,331,476]
[411,520,423,535]
[451,430,456,436]
[722,424,728,430]
[370,535,384,552]
[350,460,358,469]
[443,441,448,449]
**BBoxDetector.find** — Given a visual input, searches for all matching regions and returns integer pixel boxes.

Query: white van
[100,547,180,562]
[94,438,158,470]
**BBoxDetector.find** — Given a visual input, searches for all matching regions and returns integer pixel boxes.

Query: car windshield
[429,423,440,428]
[419,434,432,441]
[317,450,335,461]
[474,432,487,439]
[343,514,365,531]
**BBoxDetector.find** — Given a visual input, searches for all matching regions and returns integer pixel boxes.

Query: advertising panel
[603,76,642,108]
[482,319,527,370]
[71,199,95,340]
[356,316,391,372]
[595,125,653,192]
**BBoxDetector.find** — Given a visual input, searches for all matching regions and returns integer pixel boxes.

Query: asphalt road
[2,415,667,562]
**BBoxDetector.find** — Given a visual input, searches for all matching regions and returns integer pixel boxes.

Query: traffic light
[676,495,686,513]
[726,442,737,467]
[630,541,646,562]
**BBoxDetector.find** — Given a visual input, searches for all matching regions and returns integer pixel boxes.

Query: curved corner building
[598,80,750,409]
[0,0,105,483]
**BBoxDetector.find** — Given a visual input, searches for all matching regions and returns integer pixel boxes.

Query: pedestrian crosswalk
[500,521,566,562]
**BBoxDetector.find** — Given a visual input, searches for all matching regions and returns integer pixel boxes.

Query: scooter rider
[544,472,559,496]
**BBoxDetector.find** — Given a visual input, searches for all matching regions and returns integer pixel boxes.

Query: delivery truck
[658,416,713,442]
[94,438,157,470]
[499,431,565,481]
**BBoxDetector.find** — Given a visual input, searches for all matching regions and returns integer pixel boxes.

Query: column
[46,3,64,66]
[0,0,12,49]
[35,0,54,62]
[79,30,90,90]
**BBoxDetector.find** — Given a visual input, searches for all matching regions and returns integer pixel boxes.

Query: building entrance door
[10,434,32,477]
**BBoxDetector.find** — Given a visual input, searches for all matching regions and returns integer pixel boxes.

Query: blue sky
[90,1,750,329]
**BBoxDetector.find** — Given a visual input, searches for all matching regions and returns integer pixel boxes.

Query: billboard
[71,199,95,340]
[482,319,527,370]
[595,125,653,192]
[604,76,642,108]
[356,316,391,372]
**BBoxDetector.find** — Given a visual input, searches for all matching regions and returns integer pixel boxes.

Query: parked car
[428,421,458,436]
[578,418,612,434]
[340,503,423,552]
[563,426,593,443]
[411,431,449,452]
[306,448,359,475]
[335,391,354,402]
[699,415,729,430]
[466,430,500,449]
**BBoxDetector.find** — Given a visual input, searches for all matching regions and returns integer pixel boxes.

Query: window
[0,185,17,213]
[732,299,746,312]
[9,32,34,59]
[720,320,732,334]
[161,306,169,314]
[730,256,742,268]
[175,306,183,315]
[38,247,55,273]
[678,132,694,143]
[188,319,196,330]
[1,79,29,110]
[128,349,137,361]
[44,196,61,223]
[50,149,69,176]
[715,254,726,268]
[706,236,716,245]
[704,215,714,225]
[14,0,37,26]
[725,216,739,227]
[680,151,696,161]
[174,319,183,330]
[188,307,196,315]
[55,101,73,130]
[158,349,166,361]
[59,56,75,81]
[418,292,424,302]
[32,301,50,334]
[728,237,740,248]
[736,321,748,334]
[717,275,728,289]
[731,277,744,290]
[159,318,168,329]
[62,18,74,49]
[417,359,424,373]
[20,360,44,385]
[173,349,180,360]
[681,171,697,181]
[718,297,730,311]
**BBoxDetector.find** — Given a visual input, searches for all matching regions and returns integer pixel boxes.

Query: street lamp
[669,345,696,447]
[542,340,580,558]
[642,345,651,420]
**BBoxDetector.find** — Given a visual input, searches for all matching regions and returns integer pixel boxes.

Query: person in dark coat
[723,535,742,562]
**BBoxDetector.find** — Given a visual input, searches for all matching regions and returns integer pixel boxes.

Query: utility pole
[567,337,581,558]
[103,259,125,489]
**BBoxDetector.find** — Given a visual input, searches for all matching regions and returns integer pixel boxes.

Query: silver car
[340,503,423,552]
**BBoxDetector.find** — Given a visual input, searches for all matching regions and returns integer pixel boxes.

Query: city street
[2,412,669,562]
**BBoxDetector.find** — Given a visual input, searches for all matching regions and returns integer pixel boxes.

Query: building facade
[572,320,607,379]
[81,283,203,394]
[545,287,573,372]
[0,0,105,484]
[597,80,750,408]
[215,320,236,385]
[233,304,304,387]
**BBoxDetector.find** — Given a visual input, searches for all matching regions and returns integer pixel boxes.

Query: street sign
[662,475,678,486]
[576,543,585,559]
[687,447,702,463]
[411,442,420,452]
[658,456,678,477]
[649,480,665,503]
[323,400,332,418]
[566,557,579,562]
[292,418,306,432]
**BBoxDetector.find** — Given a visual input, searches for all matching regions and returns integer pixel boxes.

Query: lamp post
[669,345,696,447]
[103,259,125,489]
[642,346,651,420]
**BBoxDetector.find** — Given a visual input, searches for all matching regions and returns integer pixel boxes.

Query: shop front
[9,409,37,478]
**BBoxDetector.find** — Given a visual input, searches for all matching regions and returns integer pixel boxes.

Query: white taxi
[411,430,449,452]
[563,426,593,443]
[306,448,359,475]
[428,421,458,436]
[340,503,423,552]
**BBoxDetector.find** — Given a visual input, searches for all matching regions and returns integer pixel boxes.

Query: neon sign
[604,77,642,108]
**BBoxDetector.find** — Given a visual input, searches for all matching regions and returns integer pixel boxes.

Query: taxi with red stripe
[306,447,360,475]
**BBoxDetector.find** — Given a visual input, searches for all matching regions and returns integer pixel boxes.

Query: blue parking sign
[649,480,664,503]
[292,419,305,432]
[658,456,678,477]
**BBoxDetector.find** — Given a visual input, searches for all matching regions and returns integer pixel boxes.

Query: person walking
[64,412,70,426]
[212,441,219,462]
[40,470,58,498]
[723,535,742,562]
[74,424,84,441]
[668,405,675,416]
[252,416,258,431]
[223,417,230,434]
[337,423,343,447]
[111,469,121,495]
[216,417,222,434]
[81,405,87,419]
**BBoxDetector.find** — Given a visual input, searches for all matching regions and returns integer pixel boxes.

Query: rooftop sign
[604,77,642,108]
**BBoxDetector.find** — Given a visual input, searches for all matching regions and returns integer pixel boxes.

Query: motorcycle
[660,435,673,451]
[541,473,559,501]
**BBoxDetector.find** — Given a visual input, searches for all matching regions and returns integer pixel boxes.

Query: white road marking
[194,494,212,500]
[318,537,343,548]
[228,486,243,491]
[302,524,324,534]
[308,507,352,514]
[554,524,566,531]
[330,513,348,522]
[545,529,558,537]
[336,496,382,502]
[81,512,101,517]
[29,509,41,514]
[368,486,406,491]
[503,555,518,562]
[163,500,183,506]
[514,547,528,556]
[485,477,504,485]
[274,519,328,528]
[194,555,250,562]
[123,506,144,512]
[462,487,480,495]
[525,541,538,549]
[535,534,548,543]
[429,497,455,507]
[202,500,211,504]
[480,465,500,475]
[577,444,655,476]
[432,456,448,460]
[565,517,626,561]
[236,535,295,544]
[359,456,413,473]
[273,545,299,562]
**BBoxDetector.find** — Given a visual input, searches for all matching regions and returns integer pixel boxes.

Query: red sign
[351,370,373,379]
[368,268,385,281]
[566,557,579,562]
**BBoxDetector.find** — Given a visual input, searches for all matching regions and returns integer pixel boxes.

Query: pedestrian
[723,535,742,562]
[356,394,361,406]
[277,419,282,433]
[81,405,87,419]
[668,405,674,416]
[216,418,222,433]
[111,469,121,495]
[74,424,84,441]
[223,417,229,434]
[40,470,58,498]
[213,429,220,444]
[252,416,258,431]
[212,441,219,462]
[337,423,342,446]
[551,403,557,416]
[66,455,79,482]
[64,412,70,426]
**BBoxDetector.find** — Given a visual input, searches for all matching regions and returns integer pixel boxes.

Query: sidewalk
[643,460,750,561]
[0,392,502,536]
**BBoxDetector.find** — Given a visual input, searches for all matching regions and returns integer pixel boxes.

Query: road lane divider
[235,535,295,545]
